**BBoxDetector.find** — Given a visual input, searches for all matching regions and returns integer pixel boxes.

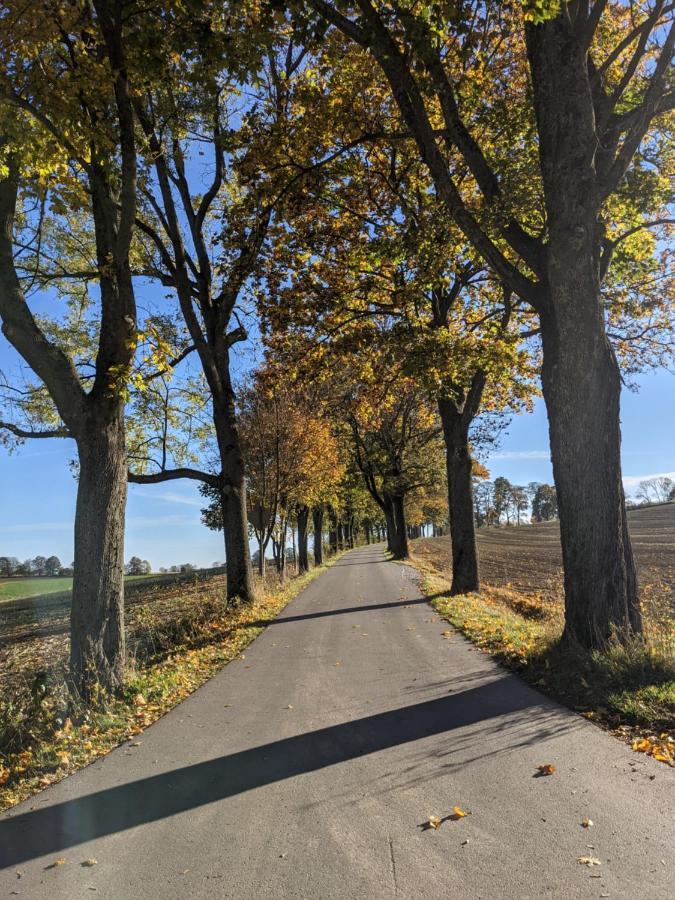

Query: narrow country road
[1,546,672,899]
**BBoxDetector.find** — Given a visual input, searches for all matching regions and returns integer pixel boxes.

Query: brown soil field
[415,502,675,605]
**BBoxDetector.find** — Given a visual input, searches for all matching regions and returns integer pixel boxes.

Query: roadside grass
[0,557,340,810]
[409,548,674,767]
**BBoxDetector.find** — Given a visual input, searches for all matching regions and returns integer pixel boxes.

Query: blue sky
[1,336,673,569]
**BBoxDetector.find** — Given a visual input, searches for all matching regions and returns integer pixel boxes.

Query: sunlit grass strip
[0,557,342,810]
[412,557,674,767]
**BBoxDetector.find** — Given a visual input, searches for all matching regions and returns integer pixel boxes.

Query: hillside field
[415,502,675,603]
[0,573,158,604]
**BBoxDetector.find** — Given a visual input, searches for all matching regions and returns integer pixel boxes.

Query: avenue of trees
[0,1,672,696]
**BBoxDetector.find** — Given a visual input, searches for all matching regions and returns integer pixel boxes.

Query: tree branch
[128,467,220,488]
[0,420,71,439]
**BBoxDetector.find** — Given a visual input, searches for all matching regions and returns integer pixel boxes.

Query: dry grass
[409,537,674,768]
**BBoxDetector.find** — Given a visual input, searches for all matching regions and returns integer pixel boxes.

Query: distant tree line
[0,555,154,578]
[473,479,558,528]
[0,555,68,577]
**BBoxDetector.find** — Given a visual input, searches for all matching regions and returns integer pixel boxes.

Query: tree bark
[297,505,310,573]
[213,390,254,603]
[389,495,409,559]
[328,507,338,555]
[438,395,480,595]
[312,506,324,565]
[527,18,641,647]
[70,409,127,699]
[539,288,641,646]
[384,501,396,554]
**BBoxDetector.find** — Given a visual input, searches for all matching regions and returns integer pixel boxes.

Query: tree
[493,477,513,525]
[201,371,344,578]
[45,555,62,577]
[531,484,559,522]
[636,476,674,504]
[124,13,321,602]
[297,1,674,647]
[348,383,444,560]
[0,2,140,695]
[509,485,529,526]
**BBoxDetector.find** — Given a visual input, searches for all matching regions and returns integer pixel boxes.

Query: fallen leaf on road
[427,816,442,830]
[535,764,556,776]
[81,859,97,867]
[441,631,452,637]
[581,818,593,828]
[577,857,601,866]
[45,859,67,869]
[285,705,293,709]
[451,806,469,819]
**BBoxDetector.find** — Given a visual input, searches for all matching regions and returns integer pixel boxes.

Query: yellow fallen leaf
[651,749,672,763]
[578,857,601,866]
[132,694,147,707]
[452,806,469,818]
[46,858,67,869]
[536,763,556,776]
[632,738,651,753]
[0,767,9,786]
[427,815,442,830]
[81,859,97,867]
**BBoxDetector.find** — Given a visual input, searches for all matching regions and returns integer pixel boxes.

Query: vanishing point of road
[1,546,672,898]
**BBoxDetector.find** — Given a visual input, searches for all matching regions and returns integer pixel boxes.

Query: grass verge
[0,557,340,810]
[409,550,674,767]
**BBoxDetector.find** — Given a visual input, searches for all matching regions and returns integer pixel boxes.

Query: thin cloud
[126,515,196,527]
[151,491,204,509]
[488,450,551,461]
[623,471,675,490]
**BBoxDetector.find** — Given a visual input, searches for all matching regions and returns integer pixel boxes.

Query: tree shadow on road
[0,676,578,868]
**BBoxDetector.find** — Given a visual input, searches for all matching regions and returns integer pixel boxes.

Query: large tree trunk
[328,507,338,555]
[438,397,480,595]
[70,409,127,699]
[214,397,254,604]
[539,280,641,647]
[256,532,266,578]
[297,505,310,573]
[390,495,409,560]
[312,506,324,565]
[384,501,396,554]
[525,16,641,648]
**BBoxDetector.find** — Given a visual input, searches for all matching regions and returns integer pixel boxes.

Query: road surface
[1,546,673,898]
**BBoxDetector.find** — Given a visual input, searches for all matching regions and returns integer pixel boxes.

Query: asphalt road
[0,546,673,899]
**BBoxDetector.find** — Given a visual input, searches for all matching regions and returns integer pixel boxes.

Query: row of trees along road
[0,2,672,697]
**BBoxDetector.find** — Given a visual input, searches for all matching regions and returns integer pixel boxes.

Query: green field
[0,574,154,604]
